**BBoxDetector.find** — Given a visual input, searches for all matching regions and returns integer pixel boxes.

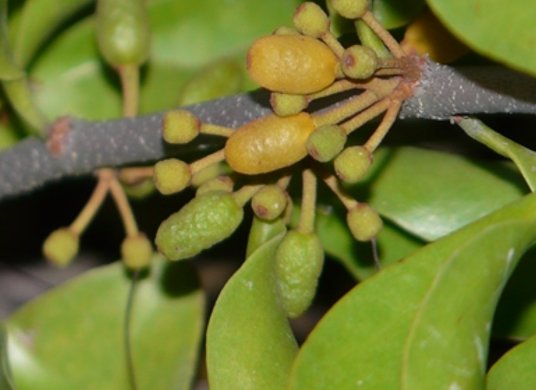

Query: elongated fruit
[155,191,243,260]
[247,34,338,94]
[275,230,324,318]
[225,113,316,175]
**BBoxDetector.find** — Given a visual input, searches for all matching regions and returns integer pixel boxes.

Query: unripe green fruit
[341,45,378,79]
[96,0,151,66]
[270,93,309,117]
[43,228,79,267]
[153,159,191,195]
[121,233,152,269]
[225,113,316,175]
[334,146,372,183]
[163,110,200,144]
[122,177,155,200]
[196,176,234,196]
[247,34,338,94]
[330,0,369,19]
[347,203,383,241]
[251,185,288,221]
[275,230,324,318]
[293,2,330,38]
[155,191,244,260]
[307,124,347,162]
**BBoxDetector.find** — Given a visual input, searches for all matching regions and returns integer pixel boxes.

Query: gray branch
[2,59,536,200]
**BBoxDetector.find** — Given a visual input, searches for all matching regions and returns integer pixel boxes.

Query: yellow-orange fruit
[225,112,316,175]
[247,34,338,94]
[401,9,469,64]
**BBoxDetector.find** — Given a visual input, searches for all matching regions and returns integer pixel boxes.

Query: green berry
[42,228,79,267]
[121,233,152,269]
[275,230,324,318]
[155,191,244,260]
[96,0,151,66]
[153,159,191,195]
[270,92,309,117]
[330,0,369,19]
[293,2,330,38]
[341,45,378,79]
[307,124,347,162]
[196,176,234,196]
[334,146,372,183]
[162,110,200,144]
[251,185,288,221]
[122,177,155,200]
[347,203,382,241]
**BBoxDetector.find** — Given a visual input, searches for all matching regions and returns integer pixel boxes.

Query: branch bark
[2,59,536,201]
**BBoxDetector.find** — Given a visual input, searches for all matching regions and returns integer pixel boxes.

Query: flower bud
[43,228,79,267]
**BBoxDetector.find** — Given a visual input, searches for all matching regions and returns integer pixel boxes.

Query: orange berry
[247,34,338,94]
[225,113,316,175]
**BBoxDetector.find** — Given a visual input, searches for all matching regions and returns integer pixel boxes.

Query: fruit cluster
[153,0,421,318]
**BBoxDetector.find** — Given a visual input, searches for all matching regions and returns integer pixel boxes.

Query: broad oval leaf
[361,147,526,241]
[7,256,204,390]
[207,218,298,390]
[310,204,424,280]
[493,245,536,340]
[288,192,536,390]
[487,332,536,390]
[426,0,536,77]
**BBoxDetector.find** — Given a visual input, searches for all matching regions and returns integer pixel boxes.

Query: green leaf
[0,319,16,390]
[493,245,536,340]
[315,205,424,280]
[30,0,299,119]
[0,0,24,80]
[288,192,536,390]
[9,0,94,67]
[360,147,526,241]
[487,332,536,390]
[207,218,298,390]
[372,0,425,29]
[7,256,204,390]
[426,0,536,76]
[456,116,536,191]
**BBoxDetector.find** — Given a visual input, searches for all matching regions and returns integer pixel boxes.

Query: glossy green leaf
[288,192,536,390]
[372,0,425,29]
[426,0,536,76]
[0,0,23,80]
[487,332,536,390]
[9,0,94,67]
[493,245,536,340]
[313,205,423,280]
[360,147,526,241]
[207,218,298,390]
[7,256,204,390]
[245,216,287,258]
[456,116,536,191]
[30,0,298,119]
[0,319,16,390]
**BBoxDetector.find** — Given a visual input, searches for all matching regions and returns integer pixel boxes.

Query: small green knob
[43,228,79,267]
[121,233,152,269]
